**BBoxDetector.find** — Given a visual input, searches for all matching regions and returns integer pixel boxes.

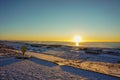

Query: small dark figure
[21,45,27,56]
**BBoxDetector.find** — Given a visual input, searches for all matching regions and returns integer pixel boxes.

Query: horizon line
[0,40,120,43]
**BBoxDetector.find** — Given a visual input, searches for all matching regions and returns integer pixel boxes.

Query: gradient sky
[0,0,120,42]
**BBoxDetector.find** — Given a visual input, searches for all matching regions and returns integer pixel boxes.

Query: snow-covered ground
[0,57,87,80]
[4,41,120,63]
[0,41,120,80]
[0,57,120,80]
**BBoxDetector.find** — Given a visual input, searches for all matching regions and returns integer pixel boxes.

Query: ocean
[25,41,120,48]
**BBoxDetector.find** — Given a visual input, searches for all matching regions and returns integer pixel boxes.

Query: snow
[1,41,120,79]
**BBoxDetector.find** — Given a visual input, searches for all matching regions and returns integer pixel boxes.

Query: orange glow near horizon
[0,35,120,42]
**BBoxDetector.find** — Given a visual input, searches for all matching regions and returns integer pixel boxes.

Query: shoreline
[0,42,120,79]
[1,47,120,78]
[1,40,120,49]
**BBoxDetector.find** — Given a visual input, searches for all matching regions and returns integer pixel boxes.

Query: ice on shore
[2,41,120,63]
[0,41,120,79]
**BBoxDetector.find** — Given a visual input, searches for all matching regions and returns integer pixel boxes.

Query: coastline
[0,41,120,80]
[3,48,120,78]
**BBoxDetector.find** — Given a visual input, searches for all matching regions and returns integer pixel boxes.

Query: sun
[73,35,82,46]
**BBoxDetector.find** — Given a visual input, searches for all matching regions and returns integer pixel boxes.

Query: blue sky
[0,0,120,42]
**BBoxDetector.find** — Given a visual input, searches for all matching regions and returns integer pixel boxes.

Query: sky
[0,0,120,42]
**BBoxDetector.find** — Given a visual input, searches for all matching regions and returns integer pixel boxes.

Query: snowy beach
[0,41,120,80]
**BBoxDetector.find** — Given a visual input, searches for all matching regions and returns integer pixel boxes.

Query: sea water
[26,41,120,48]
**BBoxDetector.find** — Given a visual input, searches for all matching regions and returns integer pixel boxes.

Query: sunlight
[74,35,82,46]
